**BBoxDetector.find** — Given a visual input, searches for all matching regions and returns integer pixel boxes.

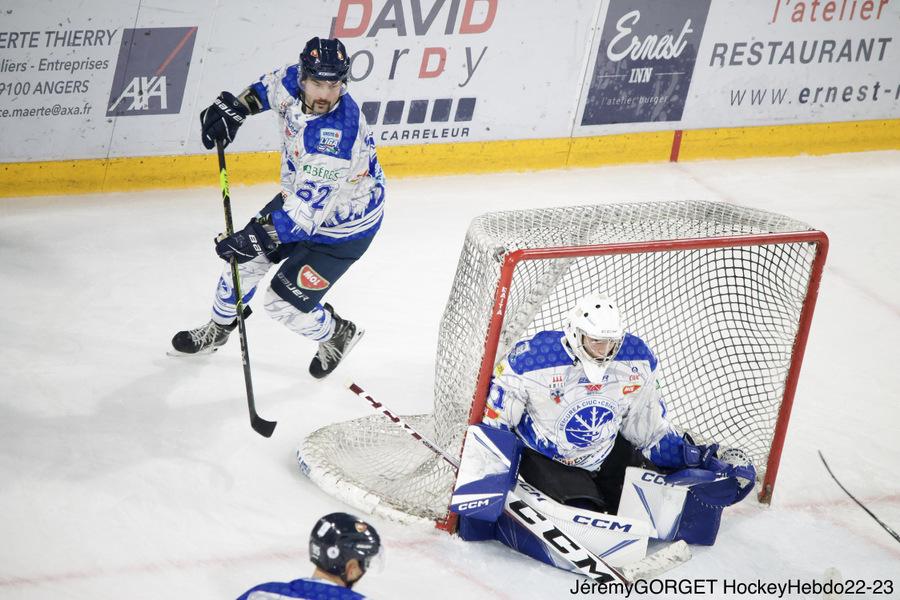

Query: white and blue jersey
[483,331,689,471]
[237,577,367,600]
[247,65,385,245]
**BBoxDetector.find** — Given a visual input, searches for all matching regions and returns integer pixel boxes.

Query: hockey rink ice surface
[1,151,898,599]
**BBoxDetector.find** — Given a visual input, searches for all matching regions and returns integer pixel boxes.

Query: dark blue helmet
[309,512,380,582]
[300,37,350,82]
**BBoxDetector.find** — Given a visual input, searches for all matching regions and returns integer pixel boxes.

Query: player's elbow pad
[238,86,266,115]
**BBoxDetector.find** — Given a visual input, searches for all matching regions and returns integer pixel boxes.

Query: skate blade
[166,347,220,357]
[341,328,365,361]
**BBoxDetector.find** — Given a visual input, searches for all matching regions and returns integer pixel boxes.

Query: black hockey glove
[200,91,249,150]
[215,220,278,264]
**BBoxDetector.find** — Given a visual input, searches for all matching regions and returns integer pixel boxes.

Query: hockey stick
[345,381,690,583]
[216,140,276,438]
[818,450,899,544]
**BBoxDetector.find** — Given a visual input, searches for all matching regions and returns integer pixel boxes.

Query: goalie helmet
[309,512,381,586]
[563,292,625,382]
[299,37,351,82]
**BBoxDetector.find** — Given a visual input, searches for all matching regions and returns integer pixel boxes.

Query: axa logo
[108,76,169,112]
[107,27,198,117]
[298,265,330,290]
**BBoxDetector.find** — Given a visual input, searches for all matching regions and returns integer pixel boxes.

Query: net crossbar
[299,200,827,524]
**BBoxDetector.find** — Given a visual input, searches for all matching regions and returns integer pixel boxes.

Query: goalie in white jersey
[453,292,756,575]
[482,291,705,513]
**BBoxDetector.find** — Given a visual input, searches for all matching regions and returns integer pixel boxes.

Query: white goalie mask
[563,292,625,382]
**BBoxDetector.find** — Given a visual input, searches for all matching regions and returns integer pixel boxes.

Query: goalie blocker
[452,425,756,575]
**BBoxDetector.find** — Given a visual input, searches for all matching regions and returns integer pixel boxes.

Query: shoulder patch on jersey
[613,332,658,371]
[303,94,359,160]
[507,330,573,375]
[281,65,301,100]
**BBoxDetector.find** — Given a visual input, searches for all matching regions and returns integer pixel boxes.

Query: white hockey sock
[264,289,335,342]
[210,256,271,325]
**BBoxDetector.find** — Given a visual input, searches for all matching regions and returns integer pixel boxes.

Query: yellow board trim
[678,119,900,161]
[1,119,898,198]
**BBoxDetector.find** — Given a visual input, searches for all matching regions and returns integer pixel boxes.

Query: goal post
[298,200,829,529]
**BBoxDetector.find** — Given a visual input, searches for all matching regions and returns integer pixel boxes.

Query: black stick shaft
[818,450,899,544]
[216,140,276,438]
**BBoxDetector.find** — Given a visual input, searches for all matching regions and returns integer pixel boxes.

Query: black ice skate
[309,304,364,379]
[169,318,238,356]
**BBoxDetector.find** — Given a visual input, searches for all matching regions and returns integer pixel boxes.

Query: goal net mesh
[299,200,820,523]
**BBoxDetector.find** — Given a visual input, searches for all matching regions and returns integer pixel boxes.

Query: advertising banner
[319,0,596,148]
[684,0,899,128]
[1,0,898,163]
[575,0,899,135]
[0,0,212,162]
[579,0,712,127]
[0,0,597,162]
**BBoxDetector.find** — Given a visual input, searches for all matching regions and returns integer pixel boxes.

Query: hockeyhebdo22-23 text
[0,29,116,104]
[570,577,895,597]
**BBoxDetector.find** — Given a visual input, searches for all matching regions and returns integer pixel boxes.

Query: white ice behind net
[298,200,819,523]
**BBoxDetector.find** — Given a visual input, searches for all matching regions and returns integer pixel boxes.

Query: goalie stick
[216,140,276,438]
[345,381,691,583]
[818,450,900,544]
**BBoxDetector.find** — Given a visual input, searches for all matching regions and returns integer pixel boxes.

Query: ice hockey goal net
[298,200,828,527]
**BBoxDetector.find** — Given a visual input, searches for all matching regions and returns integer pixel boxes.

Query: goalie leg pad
[451,425,523,523]
[618,465,756,546]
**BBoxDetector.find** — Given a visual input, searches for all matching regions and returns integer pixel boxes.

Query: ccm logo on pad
[456,498,492,511]
[298,265,330,290]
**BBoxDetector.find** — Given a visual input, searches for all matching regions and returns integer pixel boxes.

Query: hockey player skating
[451,292,756,573]
[171,37,385,379]
[236,512,381,600]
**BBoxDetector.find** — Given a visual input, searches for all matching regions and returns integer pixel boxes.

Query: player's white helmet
[563,292,625,382]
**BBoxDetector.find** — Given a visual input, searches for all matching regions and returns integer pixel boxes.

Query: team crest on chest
[558,398,616,448]
[318,128,342,154]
